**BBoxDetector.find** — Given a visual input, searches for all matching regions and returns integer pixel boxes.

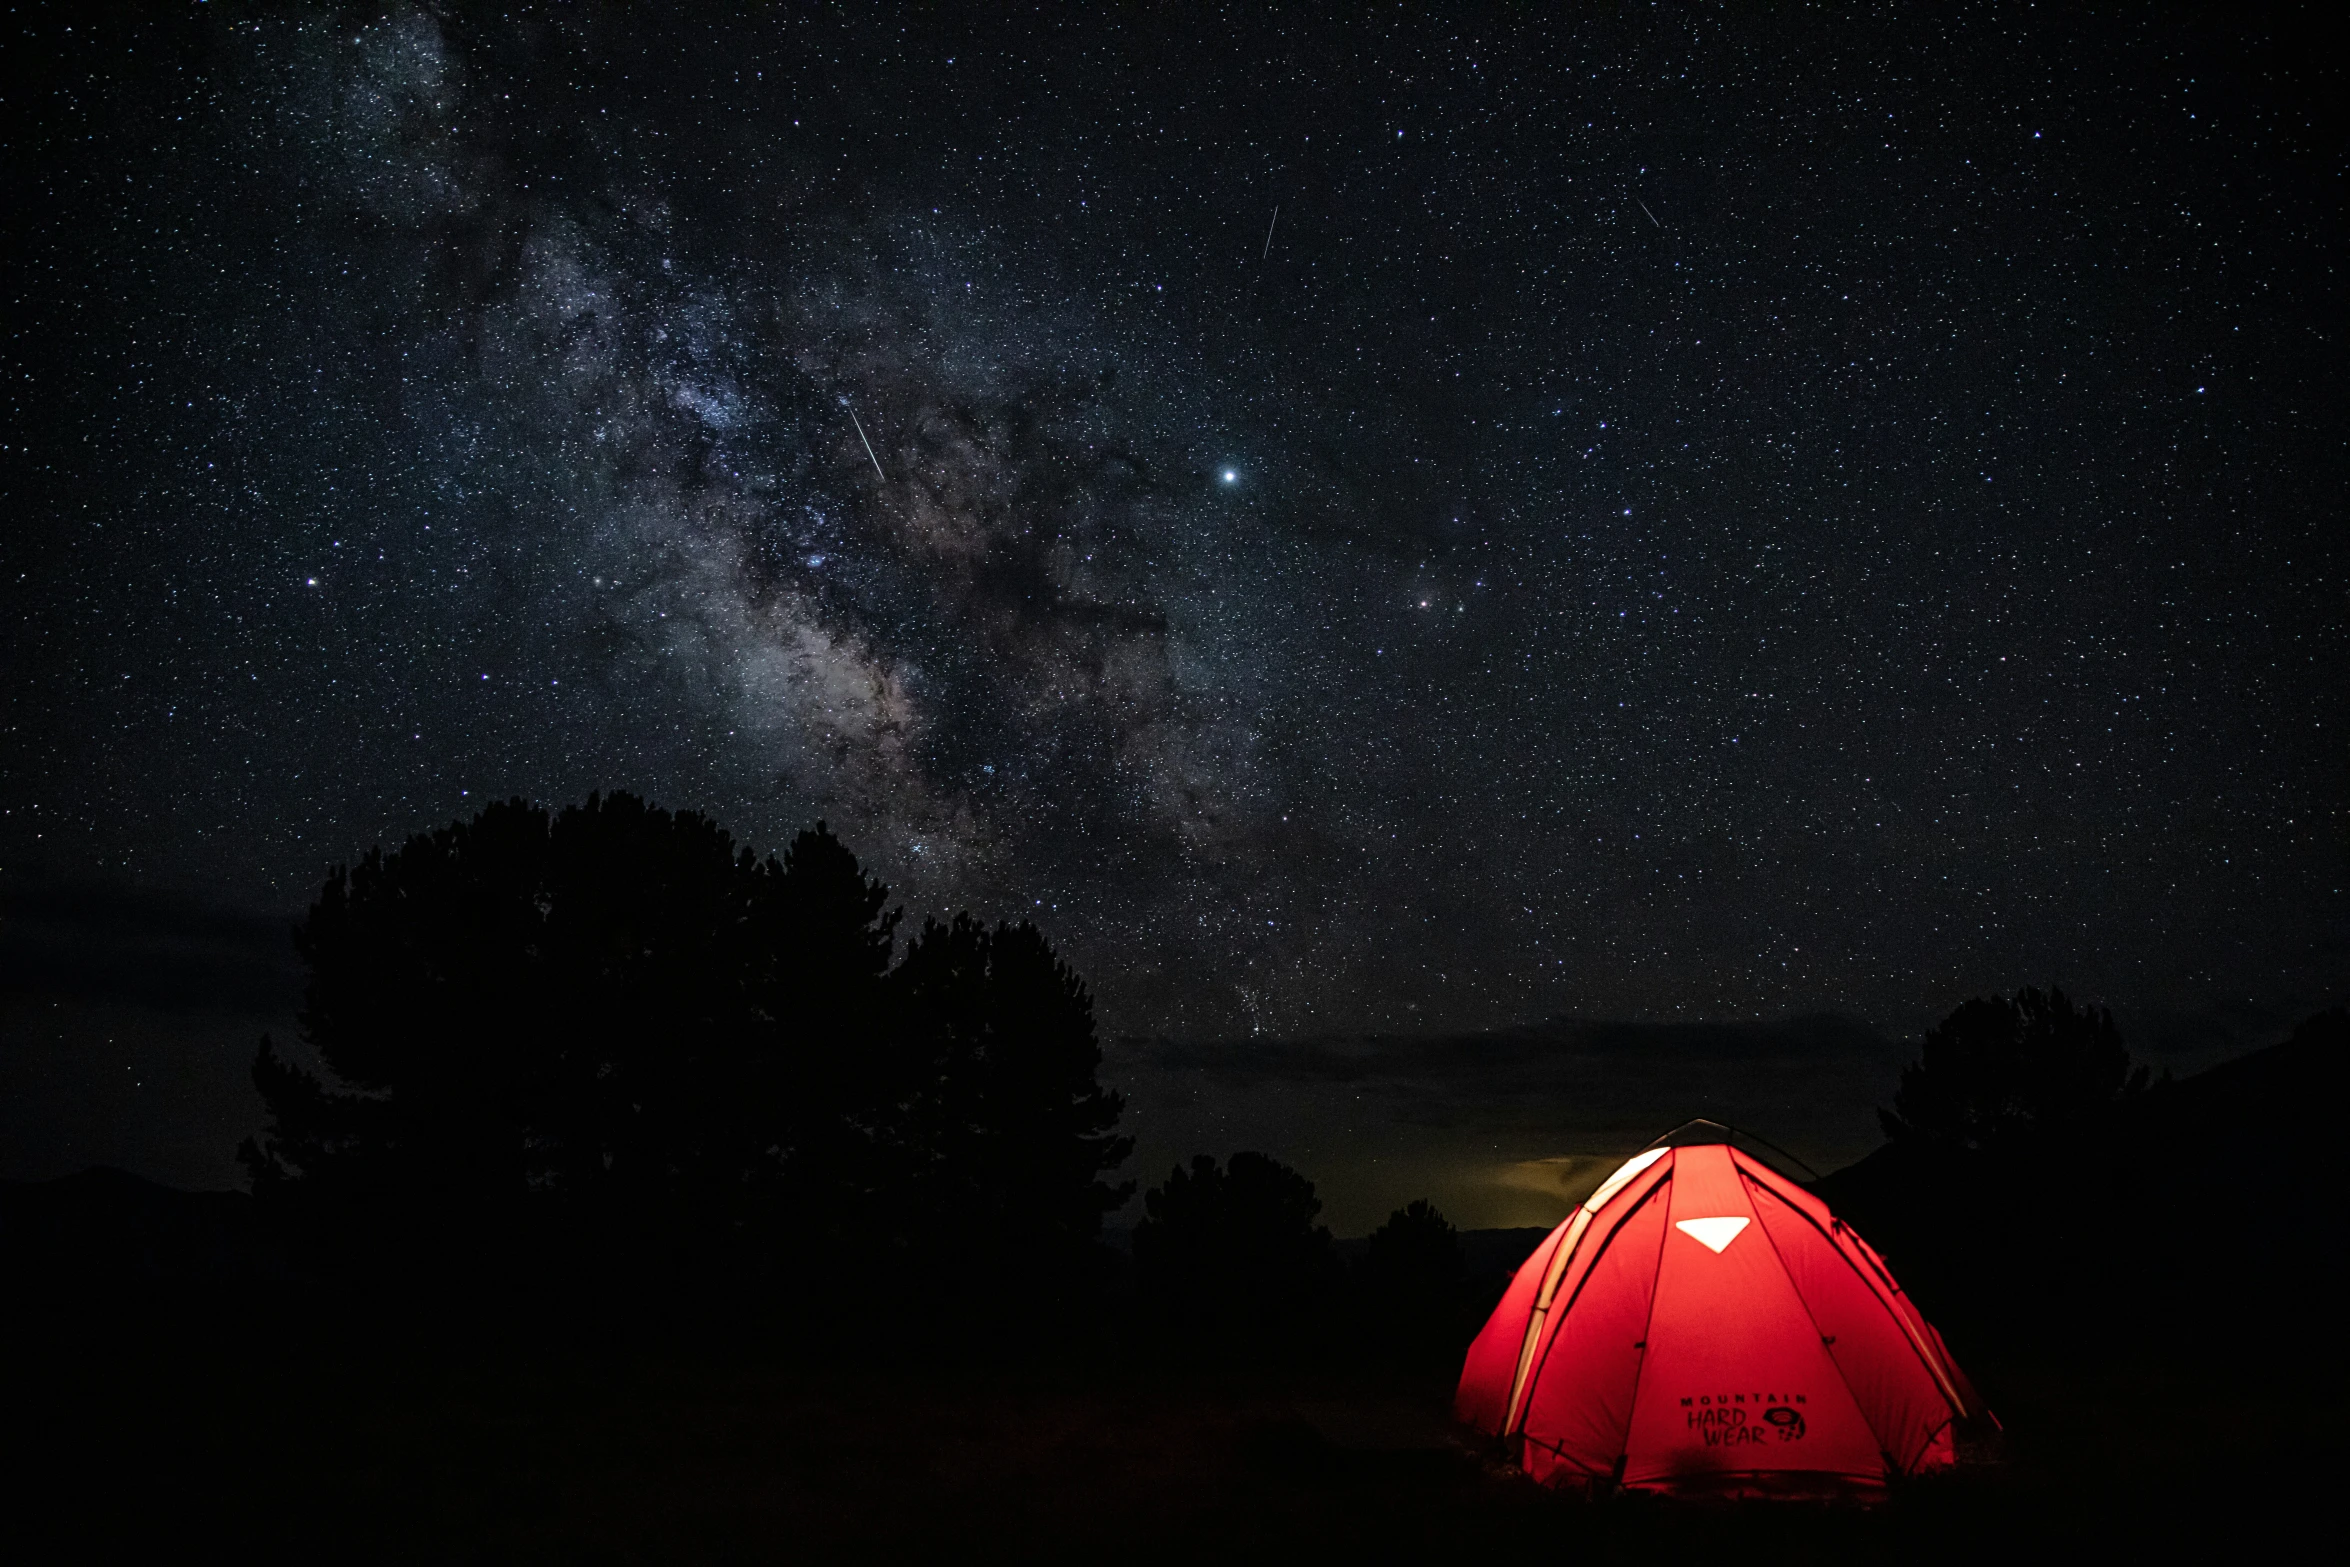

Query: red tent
[1456,1124,1991,1500]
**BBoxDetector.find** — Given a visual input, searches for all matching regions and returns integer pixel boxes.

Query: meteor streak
[847,402,886,483]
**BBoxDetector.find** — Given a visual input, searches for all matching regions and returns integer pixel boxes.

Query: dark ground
[2,1305,2323,1565]
[7,1024,2336,1561]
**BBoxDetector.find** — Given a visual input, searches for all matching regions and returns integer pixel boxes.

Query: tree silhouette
[1133,1152,1337,1352]
[1880,986,2147,1153]
[1829,1001,2338,1355]
[888,914,1134,1281]
[238,793,1124,1301]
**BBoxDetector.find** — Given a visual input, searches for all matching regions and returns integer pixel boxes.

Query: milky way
[6,4,2343,1048]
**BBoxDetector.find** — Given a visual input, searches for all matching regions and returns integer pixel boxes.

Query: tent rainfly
[1456,1122,1993,1500]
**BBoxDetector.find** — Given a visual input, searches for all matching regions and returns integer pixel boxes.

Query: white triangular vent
[1675,1216,1750,1254]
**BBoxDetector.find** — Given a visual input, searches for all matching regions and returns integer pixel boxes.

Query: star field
[4,3,2342,1047]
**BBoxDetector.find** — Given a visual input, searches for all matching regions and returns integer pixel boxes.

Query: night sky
[4,4,2342,1223]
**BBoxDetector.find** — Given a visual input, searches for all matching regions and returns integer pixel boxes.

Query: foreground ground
[3,1303,2324,1565]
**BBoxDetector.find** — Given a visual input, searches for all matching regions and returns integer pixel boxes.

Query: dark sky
[3,4,2342,1222]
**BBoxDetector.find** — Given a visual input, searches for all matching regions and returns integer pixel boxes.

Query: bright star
[1221,469,1238,484]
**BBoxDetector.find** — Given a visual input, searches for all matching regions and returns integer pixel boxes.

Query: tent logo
[1674,1216,1749,1253]
[1681,1392,1808,1446]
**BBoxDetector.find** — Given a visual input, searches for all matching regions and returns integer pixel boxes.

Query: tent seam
[1738,1158,1972,1461]
[1749,1160,1972,1419]
[1739,1165,1901,1471]
[1608,1171,1678,1486]
[1508,1163,1673,1436]
[1500,1215,1587,1434]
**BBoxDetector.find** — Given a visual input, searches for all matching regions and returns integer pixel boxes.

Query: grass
[4,1306,2323,1563]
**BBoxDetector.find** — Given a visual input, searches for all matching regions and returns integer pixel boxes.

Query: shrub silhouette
[1360,1198,1468,1360]
[1133,1152,1337,1353]
[238,793,1125,1302]
[1880,985,2147,1152]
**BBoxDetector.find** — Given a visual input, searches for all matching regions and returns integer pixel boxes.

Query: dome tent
[1456,1121,1992,1500]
